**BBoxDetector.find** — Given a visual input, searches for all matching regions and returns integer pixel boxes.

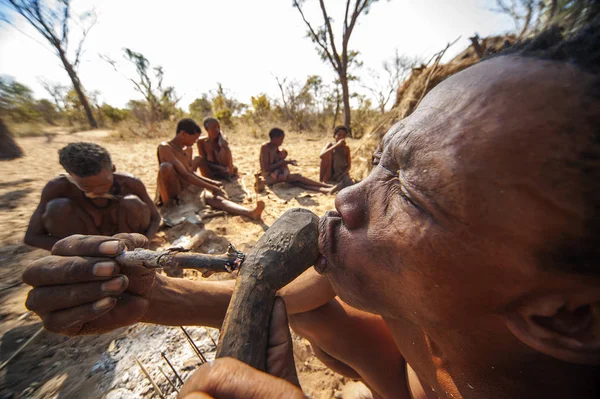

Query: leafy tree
[210,83,243,127]
[103,49,179,124]
[189,94,213,120]
[249,93,272,125]
[0,76,39,122]
[34,99,58,124]
[1,0,99,128]
[292,0,384,135]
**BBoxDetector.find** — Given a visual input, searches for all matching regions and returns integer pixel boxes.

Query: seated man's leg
[118,195,151,234]
[43,198,98,237]
[158,162,183,204]
[289,298,408,399]
[205,192,265,221]
[192,156,217,179]
[288,173,334,193]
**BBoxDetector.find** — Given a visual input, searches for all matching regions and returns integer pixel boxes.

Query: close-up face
[67,167,115,198]
[334,129,347,141]
[318,56,595,336]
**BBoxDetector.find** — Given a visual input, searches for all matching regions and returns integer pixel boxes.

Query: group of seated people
[18,22,600,398]
[24,117,352,250]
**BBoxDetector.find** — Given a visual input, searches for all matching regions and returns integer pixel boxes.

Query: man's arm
[158,145,221,192]
[127,177,161,239]
[24,181,64,251]
[143,267,333,327]
[319,142,336,158]
[343,145,352,175]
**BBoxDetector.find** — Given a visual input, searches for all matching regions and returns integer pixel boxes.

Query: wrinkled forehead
[377,56,593,224]
[379,56,593,176]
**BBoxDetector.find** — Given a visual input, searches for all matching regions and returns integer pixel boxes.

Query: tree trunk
[339,73,351,136]
[59,50,98,129]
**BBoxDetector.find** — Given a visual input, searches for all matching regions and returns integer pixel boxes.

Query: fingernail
[93,297,114,311]
[99,241,123,256]
[93,261,116,277]
[101,276,125,293]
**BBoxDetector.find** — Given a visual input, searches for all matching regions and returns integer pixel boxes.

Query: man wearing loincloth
[22,23,600,399]
[196,117,237,180]
[24,142,161,251]
[260,127,337,194]
[157,118,264,220]
[319,125,353,189]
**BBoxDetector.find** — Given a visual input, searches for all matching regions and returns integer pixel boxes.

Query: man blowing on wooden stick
[156,118,264,220]
[21,24,600,398]
[24,142,161,251]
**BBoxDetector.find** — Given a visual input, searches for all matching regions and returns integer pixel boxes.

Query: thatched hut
[0,118,24,160]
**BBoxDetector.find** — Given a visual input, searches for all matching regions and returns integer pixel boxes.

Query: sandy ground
[0,129,369,398]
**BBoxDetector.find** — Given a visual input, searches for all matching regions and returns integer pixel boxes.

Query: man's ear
[505,288,600,365]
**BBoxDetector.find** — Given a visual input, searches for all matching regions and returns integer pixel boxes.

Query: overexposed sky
[0,0,514,110]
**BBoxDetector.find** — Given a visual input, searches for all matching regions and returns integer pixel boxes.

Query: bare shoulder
[40,175,74,199]
[115,173,147,194]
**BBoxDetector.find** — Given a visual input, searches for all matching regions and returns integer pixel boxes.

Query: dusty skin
[0,129,360,398]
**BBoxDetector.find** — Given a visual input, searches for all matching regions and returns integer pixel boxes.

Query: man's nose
[335,180,368,230]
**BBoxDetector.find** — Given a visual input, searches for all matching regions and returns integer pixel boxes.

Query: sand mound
[352,35,515,180]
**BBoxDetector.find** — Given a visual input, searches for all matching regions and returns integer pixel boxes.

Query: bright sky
[0,0,514,110]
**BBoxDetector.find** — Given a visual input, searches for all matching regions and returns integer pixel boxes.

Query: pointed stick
[180,326,207,364]
[204,327,217,348]
[158,366,179,393]
[0,327,43,371]
[135,356,165,399]
[161,352,184,386]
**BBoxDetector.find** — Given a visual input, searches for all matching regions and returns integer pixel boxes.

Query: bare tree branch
[318,0,342,71]
[292,0,338,70]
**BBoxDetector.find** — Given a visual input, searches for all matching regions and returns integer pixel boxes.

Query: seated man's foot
[250,200,265,221]
[327,182,345,195]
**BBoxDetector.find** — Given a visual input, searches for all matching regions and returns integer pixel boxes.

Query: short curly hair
[59,142,113,177]
[176,118,201,135]
[493,19,600,275]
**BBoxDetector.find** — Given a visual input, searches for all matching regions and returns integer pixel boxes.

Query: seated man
[157,118,264,220]
[196,117,237,180]
[24,142,161,251]
[22,24,600,398]
[319,125,353,188]
[260,127,336,194]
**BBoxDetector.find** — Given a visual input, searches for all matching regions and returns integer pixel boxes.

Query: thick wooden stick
[216,208,319,371]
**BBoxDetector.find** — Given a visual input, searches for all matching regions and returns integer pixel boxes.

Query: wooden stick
[180,327,207,364]
[135,356,165,399]
[204,327,218,348]
[161,352,184,386]
[0,327,44,371]
[216,208,319,371]
[115,244,245,276]
[158,366,179,393]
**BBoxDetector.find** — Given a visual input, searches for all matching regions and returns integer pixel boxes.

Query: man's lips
[316,210,342,274]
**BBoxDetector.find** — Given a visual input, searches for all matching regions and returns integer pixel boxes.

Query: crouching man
[24,142,161,250]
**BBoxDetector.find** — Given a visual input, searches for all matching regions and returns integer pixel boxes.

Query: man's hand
[22,233,156,336]
[286,159,298,166]
[180,298,303,398]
